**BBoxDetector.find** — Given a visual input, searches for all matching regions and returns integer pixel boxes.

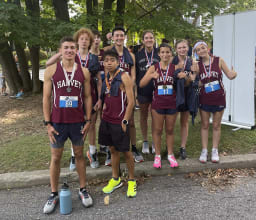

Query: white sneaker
[199,149,208,163]
[152,142,155,154]
[142,141,150,154]
[211,148,219,163]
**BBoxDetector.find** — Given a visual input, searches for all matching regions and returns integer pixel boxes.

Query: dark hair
[59,36,76,48]
[175,39,189,49]
[162,38,169,44]
[92,30,101,38]
[142,30,154,40]
[159,43,173,53]
[112,26,126,36]
[103,49,119,60]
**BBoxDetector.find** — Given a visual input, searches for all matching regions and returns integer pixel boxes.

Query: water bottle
[59,181,72,215]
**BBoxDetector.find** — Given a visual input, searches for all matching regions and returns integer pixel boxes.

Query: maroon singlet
[51,62,85,123]
[198,56,225,106]
[151,62,176,110]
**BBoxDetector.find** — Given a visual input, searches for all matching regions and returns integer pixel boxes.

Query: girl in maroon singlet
[194,41,237,163]
[140,43,179,169]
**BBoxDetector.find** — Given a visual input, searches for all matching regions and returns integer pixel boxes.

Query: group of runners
[42,26,237,214]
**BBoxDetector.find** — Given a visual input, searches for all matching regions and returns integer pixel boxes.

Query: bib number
[59,96,78,108]
[204,80,220,93]
[158,85,173,95]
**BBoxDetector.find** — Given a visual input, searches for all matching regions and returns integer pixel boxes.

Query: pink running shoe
[153,156,161,168]
[168,155,179,168]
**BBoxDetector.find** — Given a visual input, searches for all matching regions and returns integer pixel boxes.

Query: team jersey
[136,47,160,96]
[102,72,127,124]
[198,56,225,106]
[51,62,85,123]
[151,62,176,110]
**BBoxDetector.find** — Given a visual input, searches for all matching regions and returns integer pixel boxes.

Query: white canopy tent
[213,10,256,129]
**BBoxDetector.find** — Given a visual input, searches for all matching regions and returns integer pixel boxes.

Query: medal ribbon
[105,69,121,92]
[202,56,212,78]
[145,49,154,67]
[183,56,188,71]
[61,61,76,87]
[78,52,90,67]
[159,62,170,85]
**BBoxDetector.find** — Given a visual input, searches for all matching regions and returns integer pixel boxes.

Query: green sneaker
[127,180,137,198]
[102,177,123,194]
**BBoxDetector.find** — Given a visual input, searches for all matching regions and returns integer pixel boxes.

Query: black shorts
[51,122,85,148]
[199,104,225,113]
[137,94,152,104]
[98,119,130,152]
[155,108,177,115]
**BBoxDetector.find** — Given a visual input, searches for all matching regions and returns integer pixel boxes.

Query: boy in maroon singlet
[99,50,137,198]
[43,36,93,214]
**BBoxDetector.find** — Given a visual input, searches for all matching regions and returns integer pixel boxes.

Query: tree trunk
[93,0,98,30]
[115,0,125,27]
[0,41,23,94]
[14,42,32,92]
[86,0,98,30]
[52,0,70,21]
[25,0,41,93]
[102,0,114,46]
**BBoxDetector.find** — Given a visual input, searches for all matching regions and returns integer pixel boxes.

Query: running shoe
[142,141,150,154]
[87,151,100,168]
[153,155,161,168]
[168,155,179,168]
[135,105,140,110]
[152,142,155,154]
[132,149,144,163]
[69,156,76,171]
[78,188,93,208]
[199,149,208,163]
[105,150,111,166]
[127,180,137,198]
[43,193,59,214]
[102,177,123,194]
[180,147,187,160]
[211,148,219,163]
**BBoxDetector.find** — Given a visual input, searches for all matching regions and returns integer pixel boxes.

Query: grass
[0,93,256,174]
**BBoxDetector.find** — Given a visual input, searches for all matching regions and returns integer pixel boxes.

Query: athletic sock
[51,192,58,196]
[113,177,119,181]
[132,145,137,152]
[89,145,96,154]
[71,147,75,157]
[80,187,86,192]
[167,154,174,160]
[155,155,161,158]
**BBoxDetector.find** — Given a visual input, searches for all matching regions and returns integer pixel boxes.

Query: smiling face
[77,33,90,50]
[60,41,77,61]
[176,41,189,57]
[159,46,172,63]
[195,43,209,58]
[112,30,125,46]
[143,32,155,49]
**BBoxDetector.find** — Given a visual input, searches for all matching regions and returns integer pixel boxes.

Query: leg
[180,111,189,148]
[88,111,98,146]
[50,147,64,192]
[124,151,135,179]
[129,111,136,146]
[73,145,86,188]
[151,109,165,155]
[212,110,224,149]
[139,103,150,141]
[200,109,211,149]
[165,113,178,155]
[110,146,120,178]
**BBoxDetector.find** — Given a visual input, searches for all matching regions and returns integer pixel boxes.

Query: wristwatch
[85,119,91,123]
[122,119,128,125]
[43,120,51,126]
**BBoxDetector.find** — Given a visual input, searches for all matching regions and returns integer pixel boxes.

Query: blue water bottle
[60,181,72,215]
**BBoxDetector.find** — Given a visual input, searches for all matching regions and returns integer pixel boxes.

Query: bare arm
[139,65,158,88]
[94,72,102,111]
[121,73,135,132]
[42,64,59,144]
[46,52,62,67]
[81,68,92,138]
[130,52,136,85]
[219,57,237,80]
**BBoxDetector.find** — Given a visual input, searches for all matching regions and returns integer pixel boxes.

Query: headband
[193,41,208,52]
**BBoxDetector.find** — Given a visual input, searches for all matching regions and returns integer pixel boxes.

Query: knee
[166,127,174,135]
[73,149,84,160]
[51,154,61,165]
[201,121,209,130]
[154,127,163,135]
[212,122,221,131]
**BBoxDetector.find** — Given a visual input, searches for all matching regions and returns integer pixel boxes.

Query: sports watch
[43,120,51,126]
[122,119,128,125]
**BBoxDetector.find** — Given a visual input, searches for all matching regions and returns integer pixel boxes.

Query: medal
[105,69,121,96]
[159,62,170,90]
[163,85,167,89]
[61,61,76,93]
[203,56,212,82]
[78,52,90,68]
[145,49,154,70]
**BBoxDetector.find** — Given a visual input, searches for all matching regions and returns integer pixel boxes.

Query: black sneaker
[43,193,59,214]
[180,147,187,160]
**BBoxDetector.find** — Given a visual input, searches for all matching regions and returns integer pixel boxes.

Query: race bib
[204,80,220,93]
[158,85,173,95]
[59,96,78,108]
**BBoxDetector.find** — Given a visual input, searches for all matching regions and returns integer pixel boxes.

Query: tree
[52,0,70,21]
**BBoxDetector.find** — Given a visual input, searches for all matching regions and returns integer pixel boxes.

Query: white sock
[168,154,174,160]
[89,145,96,154]
[71,147,75,157]
[155,155,161,158]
